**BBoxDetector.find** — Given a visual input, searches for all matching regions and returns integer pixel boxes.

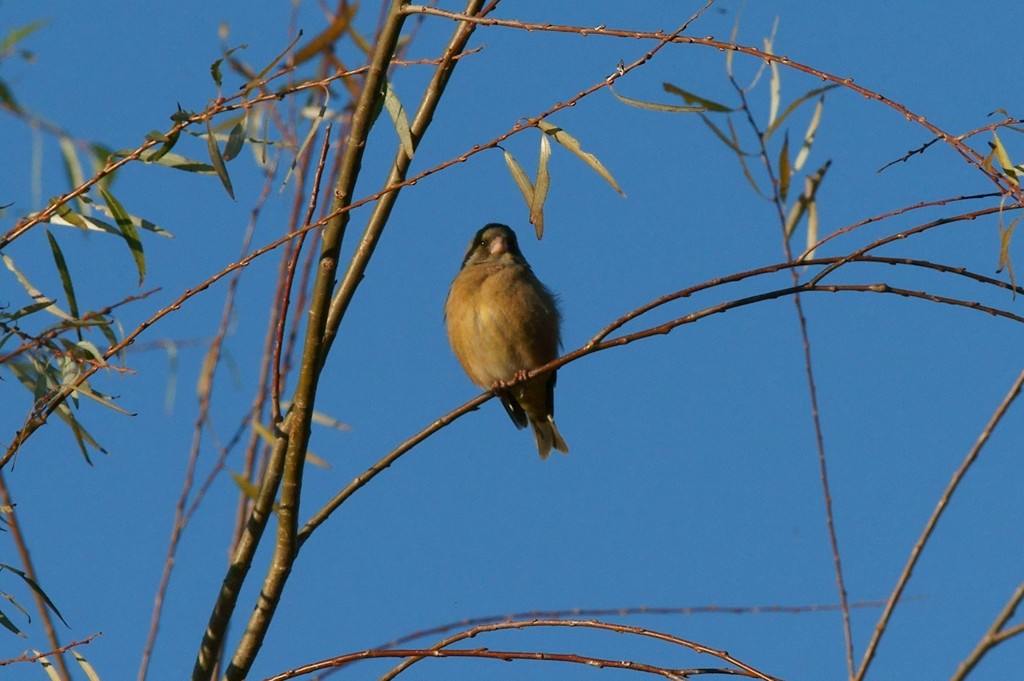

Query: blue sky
[2,2,1022,680]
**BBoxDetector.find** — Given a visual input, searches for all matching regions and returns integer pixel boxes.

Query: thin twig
[950,579,1024,681]
[0,632,101,667]
[798,192,1001,260]
[265,618,779,681]
[137,135,278,681]
[854,365,1024,681]
[299,270,1024,542]
[401,5,1018,201]
[0,474,71,681]
[0,52,481,250]
[730,67,855,677]
[806,205,1023,288]
[375,598,894,650]
[214,2,413,678]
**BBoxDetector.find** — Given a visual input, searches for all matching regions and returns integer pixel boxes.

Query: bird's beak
[489,235,508,255]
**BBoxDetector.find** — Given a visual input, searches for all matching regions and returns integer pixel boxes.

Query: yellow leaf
[613,85,708,113]
[502,148,535,210]
[537,120,625,196]
[530,134,551,239]
[992,131,1020,188]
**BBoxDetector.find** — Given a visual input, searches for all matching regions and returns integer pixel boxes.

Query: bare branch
[0,632,101,667]
[263,618,780,681]
[855,367,1024,681]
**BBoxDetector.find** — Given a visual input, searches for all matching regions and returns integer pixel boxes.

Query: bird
[445,223,569,459]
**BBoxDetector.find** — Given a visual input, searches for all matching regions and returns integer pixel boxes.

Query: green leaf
[997,215,1020,291]
[764,84,838,141]
[662,83,733,112]
[778,132,791,202]
[2,254,73,320]
[8,359,57,405]
[223,122,246,162]
[139,150,215,174]
[0,562,68,627]
[383,80,414,159]
[99,187,146,285]
[537,120,625,196]
[75,340,106,364]
[610,85,707,113]
[697,114,747,155]
[170,104,195,123]
[205,119,235,199]
[502,148,535,212]
[45,229,80,321]
[1,19,49,53]
[230,471,262,502]
[0,78,21,112]
[241,31,302,97]
[52,199,88,229]
[530,133,551,239]
[7,301,52,322]
[0,607,25,637]
[785,160,831,241]
[52,404,106,463]
[58,136,88,214]
[210,44,248,89]
[70,381,136,417]
[52,203,173,239]
[98,320,120,360]
[144,129,180,164]
[89,143,115,178]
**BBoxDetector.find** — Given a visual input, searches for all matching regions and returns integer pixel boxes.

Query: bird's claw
[492,369,530,393]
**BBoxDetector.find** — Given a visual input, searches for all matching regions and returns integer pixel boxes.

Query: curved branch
[0,0,715,469]
[212,3,413,679]
[401,6,1019,201]
[264,618,779,681]
[299,266,1024,543]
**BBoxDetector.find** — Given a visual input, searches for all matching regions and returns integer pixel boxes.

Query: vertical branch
[319,0,490,362]
[213,3,412,680]
[731,78,855,677]
[191,435,290,681]
[0,474,70,681]
[140,157,278,681]
[854,366,1024,681]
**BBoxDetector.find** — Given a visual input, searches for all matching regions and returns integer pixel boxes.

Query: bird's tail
[532,416,569,460]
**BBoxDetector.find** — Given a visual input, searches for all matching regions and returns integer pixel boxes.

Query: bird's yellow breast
[445,262,559,388]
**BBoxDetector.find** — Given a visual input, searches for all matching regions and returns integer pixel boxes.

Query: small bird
[445,224,569,459]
